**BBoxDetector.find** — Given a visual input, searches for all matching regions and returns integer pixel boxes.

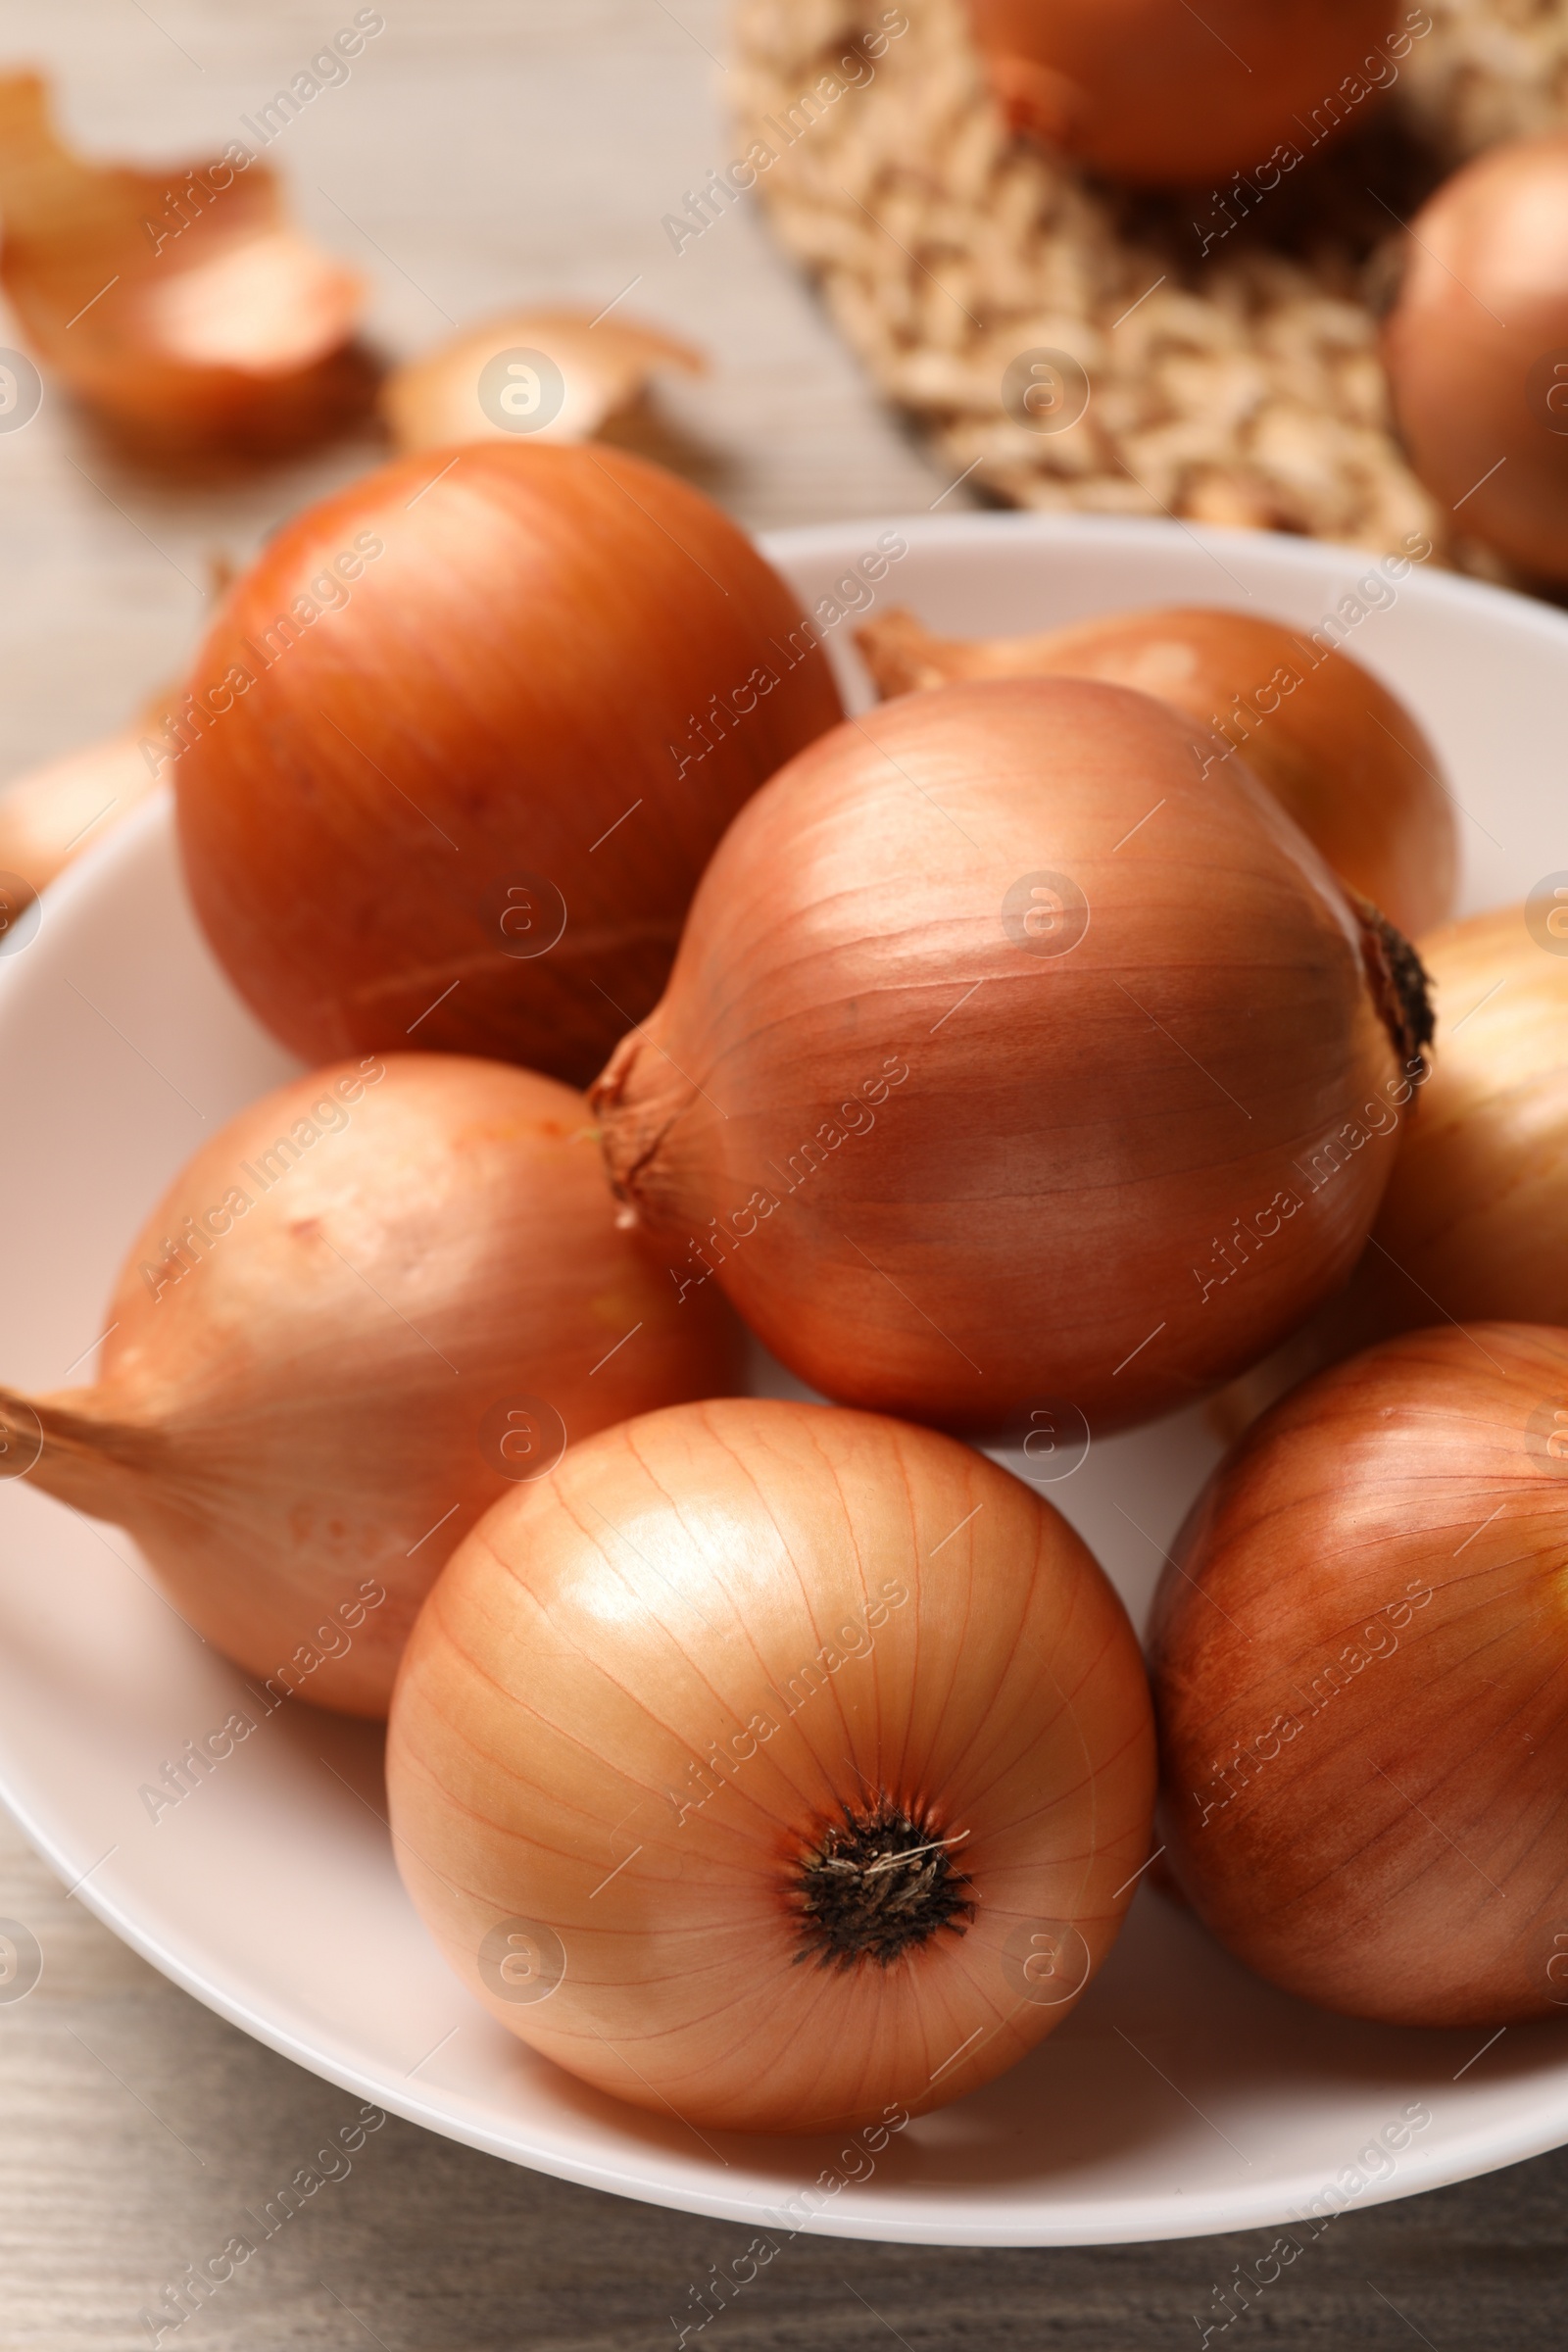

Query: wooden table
[0,5,1562,2345]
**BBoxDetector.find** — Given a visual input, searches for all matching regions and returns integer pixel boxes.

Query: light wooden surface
[0,7,1564,2348]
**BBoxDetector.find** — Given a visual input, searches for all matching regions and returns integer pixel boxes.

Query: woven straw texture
[727,0,1568,569]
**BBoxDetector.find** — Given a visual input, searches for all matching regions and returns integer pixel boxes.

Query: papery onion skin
[0,1055,740,1716]
[1383,133,1568,581]
[380,310,706,455]
[856,604,1456,942]
[0,74,369,458]
[592,678,1426,1435]
[961,0,1398,186]
[1152,1323,1568,2028]
[386,1396,1154,2134]
[172,443,844,1085]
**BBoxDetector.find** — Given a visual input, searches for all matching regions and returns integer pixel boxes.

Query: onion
[1209,898,1568,1436]
[961,0,1400,186]
[172,442,843,1085]
[386,1396,1154,2132]
[1152,1322,1568,2028]
[857,604,1455,941]
[0,74,369,459]
[591,678,1432,1435]
[0,729,159,914]
[1383,133,1568,581]
[0,1055,739,1716]
[380,309,706,454]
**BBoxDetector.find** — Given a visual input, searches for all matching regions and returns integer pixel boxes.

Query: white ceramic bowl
[2,514,1565,2247]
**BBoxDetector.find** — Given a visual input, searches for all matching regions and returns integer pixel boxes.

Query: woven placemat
[728,0,1568,568]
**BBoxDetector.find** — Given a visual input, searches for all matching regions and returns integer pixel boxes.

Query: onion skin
[380,310,706,454]
[856,605,1456,942]
[961,0,1398,187]
[172,443,843,1085]
[1152,1323,1568,2029]
[0,1056,739,1716]
[592,678,1424,1435]
[1383,134,1568,581]
[0,74,369,459]
[387,1397,1154,2134]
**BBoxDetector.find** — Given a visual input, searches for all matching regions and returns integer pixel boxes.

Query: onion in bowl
[1152,1321,1568,2027]
[387,1396,1155,2133]
[593,676,1432,1435]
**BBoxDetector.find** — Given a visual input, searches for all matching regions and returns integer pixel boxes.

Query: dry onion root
[593,676,1433,1435]
[0,73,370,459]
[380,309,706,455]
[387,1396,1154,2133]
[1384,133,1568,583]
[172,441,844,1085]
[856,604,1456,942]
[960,0,1400,185]
[1152,1322,1568,2028]
[0,1055,739,1717]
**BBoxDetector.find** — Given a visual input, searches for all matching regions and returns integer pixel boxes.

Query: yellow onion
[1152,1322,1568,2027]
[0,74,369,460]
[0,1055,738,1716]
[962,0,1401,187]
[856,603,1456,941]
[172,442,844,1085]
[592,678,1432,1435]
[380,309,705,454]
[1384,132,1568,581]
[387,1396,1154,2133]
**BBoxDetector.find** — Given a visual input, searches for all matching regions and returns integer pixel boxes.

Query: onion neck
[1351,896,1435,1080]
[790,1797,974,1970]
[0,1381,160,1520]
[589,1006,698,1231]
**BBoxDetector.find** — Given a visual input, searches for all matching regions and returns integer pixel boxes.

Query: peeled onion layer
[961,0,1397,185]
[172,441,844,1084]
[855,603,1457,942]
[387,1397,1154,2134]
[0,74,369,459]
[380,309,706,454]
[1384,133,1568,582]
[0,1054,739,1716]
[1152,1323,1568,2029]
[593,677,1430,1435]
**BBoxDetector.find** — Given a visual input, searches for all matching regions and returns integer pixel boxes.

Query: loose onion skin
[1384,134,1568,581]
[592,678,1428,1435]
[172,443,843,1085]
[380,310,706,454]
[962,1,1398,187]
[0,74,369,459]
[0,1056,739,1716]
[1152,1323,1568,2029]
[856,605,1456,941]
[387,1396,1154,2134]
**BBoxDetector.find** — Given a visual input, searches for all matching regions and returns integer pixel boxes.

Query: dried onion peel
[380,308,706,455]
[0,74,368,457]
